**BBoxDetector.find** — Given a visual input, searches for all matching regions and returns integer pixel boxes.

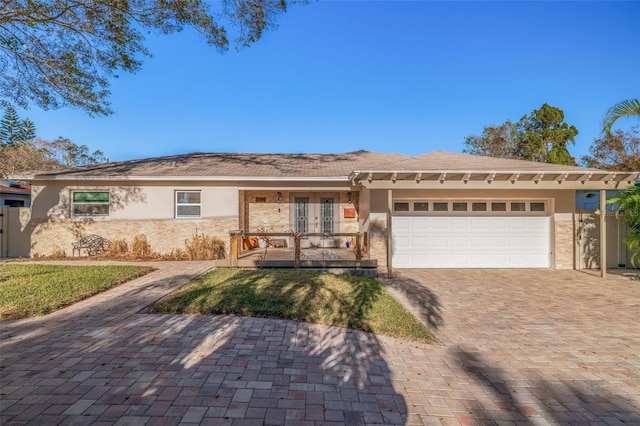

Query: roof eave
[25,175,351,183]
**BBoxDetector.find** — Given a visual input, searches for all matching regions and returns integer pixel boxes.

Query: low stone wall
[30,216,238,257]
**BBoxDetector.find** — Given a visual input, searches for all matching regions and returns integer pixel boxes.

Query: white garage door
[392,216,550,268]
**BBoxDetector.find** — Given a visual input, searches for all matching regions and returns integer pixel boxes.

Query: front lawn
[149,269,434,342]
[0,264,154,320]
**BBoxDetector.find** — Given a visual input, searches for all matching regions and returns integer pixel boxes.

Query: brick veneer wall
[30,216,238,257]
[554,214,574,270]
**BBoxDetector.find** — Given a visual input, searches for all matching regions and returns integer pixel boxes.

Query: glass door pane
[320,198,334,234]
[294,197,309,233]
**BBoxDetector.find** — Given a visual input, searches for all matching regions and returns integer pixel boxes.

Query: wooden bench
[73,235,109,257]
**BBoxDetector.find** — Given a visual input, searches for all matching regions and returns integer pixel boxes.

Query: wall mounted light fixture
[347,192,352,203]
[277,192,282,202]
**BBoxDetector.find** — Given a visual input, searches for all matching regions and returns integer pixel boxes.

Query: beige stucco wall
[31,182,238,221]
[29,182,240,256]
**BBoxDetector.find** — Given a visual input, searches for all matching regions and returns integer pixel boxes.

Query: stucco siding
[31,182,238,221]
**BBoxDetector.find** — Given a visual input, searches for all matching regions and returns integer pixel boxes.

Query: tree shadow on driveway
[0,267,410,425]
[452,348,640,424]
[378,274,443,331]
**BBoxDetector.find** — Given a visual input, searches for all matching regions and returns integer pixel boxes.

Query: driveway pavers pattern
[1,262,639,425]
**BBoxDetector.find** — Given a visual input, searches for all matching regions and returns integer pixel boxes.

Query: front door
[292,193,338,247]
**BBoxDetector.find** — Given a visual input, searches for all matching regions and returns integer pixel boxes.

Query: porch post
[387,189,393,278]
[600,189,607,279]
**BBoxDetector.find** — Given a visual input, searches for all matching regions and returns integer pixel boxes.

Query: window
[414,202,429,212]
[511,202,526,212]
[72,191,109,216]
[433,202,448,211]
[176,191,201,218]
[491,202,507,212]
[452,202,468,212]
[394,202,410,212]
[530,202,546,212]
[472,202,487,212]
[4,200,25,207]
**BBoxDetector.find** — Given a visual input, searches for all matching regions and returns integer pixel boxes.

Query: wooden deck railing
[228,231,365,264]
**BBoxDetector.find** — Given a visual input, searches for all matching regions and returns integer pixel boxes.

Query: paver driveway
[1,263,639,425]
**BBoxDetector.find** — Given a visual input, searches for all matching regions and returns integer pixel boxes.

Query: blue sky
[17,1,640,163]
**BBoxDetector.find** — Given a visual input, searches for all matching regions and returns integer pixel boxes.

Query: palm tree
[601,98,640,136]
[608,185,640,267]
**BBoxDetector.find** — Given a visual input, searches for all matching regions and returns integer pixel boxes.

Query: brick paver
[1,263,639,425]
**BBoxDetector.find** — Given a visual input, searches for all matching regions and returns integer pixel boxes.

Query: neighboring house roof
[0,180,31,195]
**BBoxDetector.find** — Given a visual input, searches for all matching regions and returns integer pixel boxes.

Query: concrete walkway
[1,263,639,425]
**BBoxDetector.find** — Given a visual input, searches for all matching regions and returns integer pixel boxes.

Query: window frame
[71,191,110,217]
[175,190,202,219]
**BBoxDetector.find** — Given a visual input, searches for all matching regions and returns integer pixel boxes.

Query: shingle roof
[0,180,31,194]
[28,151,412,179]
[359,151,602,172]
[20,150,626,182]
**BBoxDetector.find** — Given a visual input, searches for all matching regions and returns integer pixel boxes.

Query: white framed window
[176,191,201,218]
[72,191,110,216]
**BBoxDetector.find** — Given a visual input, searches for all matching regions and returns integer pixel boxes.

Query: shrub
[185,232,226,260]
[49,245,67,259]
[130,234,153,259]
[106,238,129,257]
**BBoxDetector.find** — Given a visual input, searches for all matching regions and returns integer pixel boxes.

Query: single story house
[14,150,639,272]
[1,180,31,207]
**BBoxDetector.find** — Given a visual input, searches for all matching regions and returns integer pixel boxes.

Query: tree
[1,137,108,177]
[0,106,107,177]
[0,0,294,116]
[0,105,35,146]
[581,128,640,172]
[602,98,640,136]
[463,103,578,165]
[463,121,520,159]
[608,185,640,267]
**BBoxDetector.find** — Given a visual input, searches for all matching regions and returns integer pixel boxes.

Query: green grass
[149,269,434,342]
[0,264,154,320]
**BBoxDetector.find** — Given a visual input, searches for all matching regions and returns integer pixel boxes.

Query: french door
[292,193,338,247]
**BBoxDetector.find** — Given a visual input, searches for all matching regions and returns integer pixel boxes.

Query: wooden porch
[213,231,378,274]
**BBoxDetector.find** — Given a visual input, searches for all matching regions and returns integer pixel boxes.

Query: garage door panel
[450,219,469,230]
[508,236,528,247]
[471,236,489,247]
[392,216,549,268]
[451,236,469,247]
[432,236,448,247]
[471,218,490,230]
[432,219,450,230]
[413,220,431,230]
[490,220,509,230]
